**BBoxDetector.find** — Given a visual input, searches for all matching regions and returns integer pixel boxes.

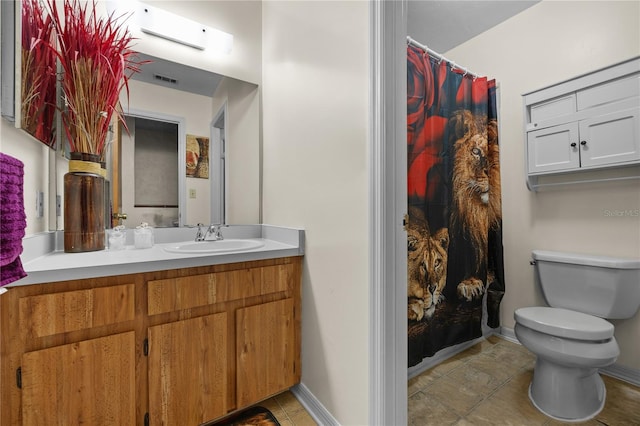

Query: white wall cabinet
[523,57,640,190]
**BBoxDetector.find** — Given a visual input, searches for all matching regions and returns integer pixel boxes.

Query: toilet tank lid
[532,250,640,269]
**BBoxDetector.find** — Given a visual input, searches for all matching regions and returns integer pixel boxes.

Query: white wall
[262,1,370,424]
[446,0,640,370]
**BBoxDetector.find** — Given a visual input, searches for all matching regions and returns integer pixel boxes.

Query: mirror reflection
[20,0,57,148]
[17,2,261,231]
[107,52,242,229]
[117,115,180,228]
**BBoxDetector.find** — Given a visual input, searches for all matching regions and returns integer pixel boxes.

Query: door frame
[210,103,228,225]
[369,1,407,425]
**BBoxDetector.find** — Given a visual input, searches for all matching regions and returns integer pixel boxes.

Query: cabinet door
[527,122,580,173]
[21,331,136,426]
[148,313,227,426]
[579,107,640,168]
[236,298,297,407]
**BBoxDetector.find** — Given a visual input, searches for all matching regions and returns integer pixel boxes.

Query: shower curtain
[406,44,505,367]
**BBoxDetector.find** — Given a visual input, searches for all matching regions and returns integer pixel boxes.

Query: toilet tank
[532,250,640,319]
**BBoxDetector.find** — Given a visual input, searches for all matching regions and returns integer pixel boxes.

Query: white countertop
[7,225,304,287]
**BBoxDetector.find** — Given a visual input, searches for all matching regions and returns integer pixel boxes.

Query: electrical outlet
[35,191,44,218]
[189,188,196,199]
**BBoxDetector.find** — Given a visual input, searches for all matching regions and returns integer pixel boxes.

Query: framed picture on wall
[186,134,209,179]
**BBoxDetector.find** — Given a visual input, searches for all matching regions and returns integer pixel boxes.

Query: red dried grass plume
[46,0,142,157]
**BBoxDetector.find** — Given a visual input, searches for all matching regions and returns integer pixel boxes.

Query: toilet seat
[515,307,614,341]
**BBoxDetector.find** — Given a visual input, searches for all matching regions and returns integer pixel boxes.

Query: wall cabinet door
[527,122,580,173]
[21,332,136,426]
[148,312,228,426]
[578,107,640,168]
[236,298,297,408]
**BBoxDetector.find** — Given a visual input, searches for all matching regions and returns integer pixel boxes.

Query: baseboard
[290,383,340,426]
[498,326,518,344]
[600,363,640,387]
[498,326,640,387]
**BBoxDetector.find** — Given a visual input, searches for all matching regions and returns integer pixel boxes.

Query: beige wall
[0,122,50,236]
[446,0,640,369]
[262,1,370,424]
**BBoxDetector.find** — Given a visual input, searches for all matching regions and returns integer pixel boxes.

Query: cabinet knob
[580,140,587,146]
[570,142,577,147]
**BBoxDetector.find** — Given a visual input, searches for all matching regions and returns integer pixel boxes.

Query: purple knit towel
[0,152,27,286]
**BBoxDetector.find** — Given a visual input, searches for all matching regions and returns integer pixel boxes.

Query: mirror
[13,1,261,232]
[104,52,259,229]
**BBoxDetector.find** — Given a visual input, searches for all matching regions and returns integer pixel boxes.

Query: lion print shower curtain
[407,45,505,366]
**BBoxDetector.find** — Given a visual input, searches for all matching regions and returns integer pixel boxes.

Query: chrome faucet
[195,223,226,241]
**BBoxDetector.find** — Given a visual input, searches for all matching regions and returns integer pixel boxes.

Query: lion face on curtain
[407,207,449,321]
[449,110,502,300]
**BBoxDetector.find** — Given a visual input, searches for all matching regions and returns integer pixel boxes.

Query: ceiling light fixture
[107,1,233,54]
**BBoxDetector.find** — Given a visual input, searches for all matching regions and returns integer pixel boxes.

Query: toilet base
[529,357,606,422]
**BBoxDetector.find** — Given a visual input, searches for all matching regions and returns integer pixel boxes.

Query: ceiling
[407,0,540,53]
[130,53,224,98]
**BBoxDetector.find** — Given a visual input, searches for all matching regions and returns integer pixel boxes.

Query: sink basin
[164,239,265,254]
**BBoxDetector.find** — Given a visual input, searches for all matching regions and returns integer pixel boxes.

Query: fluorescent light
[107,1,233,54]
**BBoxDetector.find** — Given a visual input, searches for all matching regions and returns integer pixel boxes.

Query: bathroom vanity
[0,226,304,426]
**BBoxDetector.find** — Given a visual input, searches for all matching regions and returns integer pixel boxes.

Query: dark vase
[64,152,105,252]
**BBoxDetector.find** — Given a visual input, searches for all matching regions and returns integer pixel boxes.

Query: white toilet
[514,250,640,422]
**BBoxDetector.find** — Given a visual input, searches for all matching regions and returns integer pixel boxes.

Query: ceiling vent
[154,74,178,85]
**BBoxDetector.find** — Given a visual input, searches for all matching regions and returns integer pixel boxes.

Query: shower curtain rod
[407,35,480,78]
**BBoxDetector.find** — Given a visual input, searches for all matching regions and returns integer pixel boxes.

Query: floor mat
[207,406,280,426]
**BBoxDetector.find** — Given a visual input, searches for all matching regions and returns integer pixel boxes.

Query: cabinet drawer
[577,74,640,111]
[19,284,135,338]
[529,93,576,126]
[148,265,292,315]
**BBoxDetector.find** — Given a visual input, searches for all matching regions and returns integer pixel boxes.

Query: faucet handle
[210,223,227,240]
[195,223,206,241]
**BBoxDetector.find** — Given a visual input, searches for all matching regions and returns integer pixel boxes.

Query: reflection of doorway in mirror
[119,112,186,228]
[210,104,227,225]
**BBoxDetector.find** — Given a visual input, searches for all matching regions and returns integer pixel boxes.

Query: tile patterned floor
[257,335,640,425]
[408,335,640,426]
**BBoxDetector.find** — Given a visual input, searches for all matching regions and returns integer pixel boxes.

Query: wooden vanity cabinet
[0,256,302,426]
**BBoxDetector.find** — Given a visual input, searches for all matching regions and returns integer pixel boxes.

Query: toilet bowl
[514,250,640,422]
[514,307,619,422]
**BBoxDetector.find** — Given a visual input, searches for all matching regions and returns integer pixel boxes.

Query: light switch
[189,188,196,199]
